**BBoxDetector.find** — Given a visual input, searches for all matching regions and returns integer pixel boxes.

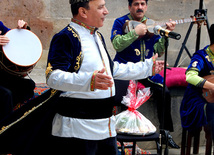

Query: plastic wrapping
[115,80,156,135]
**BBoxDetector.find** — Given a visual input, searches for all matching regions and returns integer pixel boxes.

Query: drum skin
[1,29,42,77]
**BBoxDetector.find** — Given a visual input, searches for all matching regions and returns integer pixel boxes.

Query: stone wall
[1,0,214,70]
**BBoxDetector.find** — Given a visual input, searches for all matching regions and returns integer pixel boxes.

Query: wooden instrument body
[202,75,214,103]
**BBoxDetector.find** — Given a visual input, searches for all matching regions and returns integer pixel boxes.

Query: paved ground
[28,68,46,83]
[148,146,209,155]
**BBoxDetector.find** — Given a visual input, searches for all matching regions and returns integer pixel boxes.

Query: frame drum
[1,29,42,77]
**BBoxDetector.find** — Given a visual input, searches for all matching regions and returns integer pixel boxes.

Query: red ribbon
[128,107,136,113]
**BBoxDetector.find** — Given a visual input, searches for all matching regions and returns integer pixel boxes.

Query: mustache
[136,9,144,13]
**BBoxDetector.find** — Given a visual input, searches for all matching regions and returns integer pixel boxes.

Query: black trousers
[0,71,35,121]
[139,78,174,132]
[49,136,118,155]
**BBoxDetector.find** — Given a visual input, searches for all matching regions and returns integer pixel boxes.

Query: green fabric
[186,69,205,87]
[112,30,139,52]
[206,46,214,67]
[154,37,166,57]
[112,15,165,56]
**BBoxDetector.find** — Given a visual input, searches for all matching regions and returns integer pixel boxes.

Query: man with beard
[111,0,179,149]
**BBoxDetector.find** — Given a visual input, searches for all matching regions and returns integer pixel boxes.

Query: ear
[128,5,131,12]
[78,7,88,19]
[144,4,148,12]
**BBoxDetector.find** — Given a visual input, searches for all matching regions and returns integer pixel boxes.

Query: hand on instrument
[135,23,147,36]
[155,60,166,74]
[0,31,10,46]
[152,53,166,74]
[94,68,113,90]
[17,20,28,29]
[166,19,176,31]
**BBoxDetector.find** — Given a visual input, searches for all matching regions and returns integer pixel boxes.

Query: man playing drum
[0,20,35,121]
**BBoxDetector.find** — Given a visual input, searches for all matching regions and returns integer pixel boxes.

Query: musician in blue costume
[0,20,35,121]
[110,0,179,148]
[180,24,214,140]
[45,0,165,154]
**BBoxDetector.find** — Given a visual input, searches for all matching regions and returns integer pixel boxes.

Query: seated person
[180,24,214,140]
[0,20,35,121]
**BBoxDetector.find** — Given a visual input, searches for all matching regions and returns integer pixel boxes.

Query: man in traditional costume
[45,0,164,154]
[180,24,214,140]
[110,0,179,148]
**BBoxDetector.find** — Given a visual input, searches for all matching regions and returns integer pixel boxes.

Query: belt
[57,97,115,119]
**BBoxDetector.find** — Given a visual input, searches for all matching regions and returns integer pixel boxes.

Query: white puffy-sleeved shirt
[47,21,154,140]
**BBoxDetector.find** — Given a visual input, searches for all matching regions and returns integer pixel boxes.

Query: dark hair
[128,0,148,6]
[70,1,90,16]
[209,24,214,45]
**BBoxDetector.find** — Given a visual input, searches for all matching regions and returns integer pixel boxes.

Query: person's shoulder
[115,13,130,22]
[200,45,209,54]
[54,25,78,38]
[0,21,4,28]
[51,24,81,46]
[58,25,74,34]
[192,45,209,57]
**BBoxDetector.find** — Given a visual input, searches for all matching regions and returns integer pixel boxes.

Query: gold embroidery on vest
[97,32,105,47]
[46,63,53,79]
[113,30,117,36]
[135,49,141,56]
[68,26,80,42]
[145,49,150,57]
[74,51,82,71]
[206,55,211,62]
[51,89,58,97]
[192,61,198,68]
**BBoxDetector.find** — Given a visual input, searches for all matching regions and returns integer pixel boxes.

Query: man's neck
[72,18,97,34]
[210,44,214,53]
[129,14,147,22]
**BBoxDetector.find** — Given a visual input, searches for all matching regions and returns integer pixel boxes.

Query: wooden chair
[181,125,213,155]
[117,132,161,155]
[114,80,170,155]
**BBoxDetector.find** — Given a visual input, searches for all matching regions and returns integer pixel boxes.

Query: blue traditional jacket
[111,13,163,84]
[180,45,214,130]
[46,24,113,79]
[47,25,83,75]
[111,13,161,63]
[0,21,10,35]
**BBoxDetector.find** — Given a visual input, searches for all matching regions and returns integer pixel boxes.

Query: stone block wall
[1,0,214,70]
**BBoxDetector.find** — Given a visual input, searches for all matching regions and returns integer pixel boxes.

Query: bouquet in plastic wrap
[115,80,156,135]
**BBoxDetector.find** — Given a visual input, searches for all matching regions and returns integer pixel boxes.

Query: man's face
[129,0,148,21]
[86,0,109,28]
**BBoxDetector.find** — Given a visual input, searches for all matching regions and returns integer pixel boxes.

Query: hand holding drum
[0,20,27,46]
[0,20,42,77]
